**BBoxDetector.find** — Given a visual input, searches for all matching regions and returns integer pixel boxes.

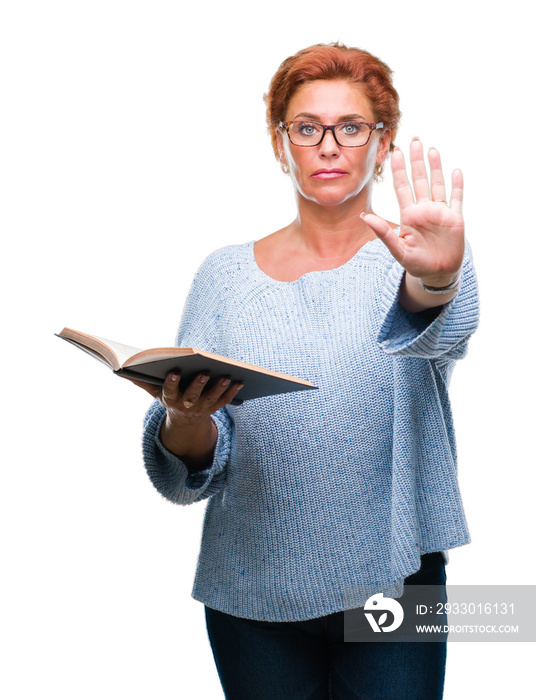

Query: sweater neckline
[249,227,399,285]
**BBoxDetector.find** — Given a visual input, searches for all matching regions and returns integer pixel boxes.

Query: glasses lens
[288,121,324,146]
[334,122,371,147]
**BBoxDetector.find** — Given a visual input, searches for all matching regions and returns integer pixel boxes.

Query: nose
[318,128,340,157]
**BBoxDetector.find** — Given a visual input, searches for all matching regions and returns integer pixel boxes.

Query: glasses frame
[279,119,385,148]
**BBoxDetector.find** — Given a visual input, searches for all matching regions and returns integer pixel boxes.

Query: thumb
[360,213,401,260]
[122,376,161,398]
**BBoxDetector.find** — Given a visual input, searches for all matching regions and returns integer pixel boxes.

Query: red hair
[264,42,401,178]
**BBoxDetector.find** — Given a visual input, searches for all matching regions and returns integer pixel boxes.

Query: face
[277,79,390,207]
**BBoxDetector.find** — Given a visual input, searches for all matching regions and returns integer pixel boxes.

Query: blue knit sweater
[142,234,479,622]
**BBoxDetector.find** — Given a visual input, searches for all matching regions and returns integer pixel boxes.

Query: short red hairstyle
[264,42,401,178]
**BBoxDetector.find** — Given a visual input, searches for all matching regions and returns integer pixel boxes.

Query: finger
[391,147,415,210]
[409,138,431,202]
[450,168,463,214]
[161,371,182,406]
[361,213,402,260]
[210,381,244,411]
[181,372,211,409]
[195,375,235,408]
[428,147,446,203]
[186,375,233,411]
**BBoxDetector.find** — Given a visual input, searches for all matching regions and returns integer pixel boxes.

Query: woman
[131,43,479,700]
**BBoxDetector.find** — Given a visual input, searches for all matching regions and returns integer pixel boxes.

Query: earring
[279,153,289,174]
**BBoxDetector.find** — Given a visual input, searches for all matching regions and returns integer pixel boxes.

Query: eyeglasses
[279,120,385,148]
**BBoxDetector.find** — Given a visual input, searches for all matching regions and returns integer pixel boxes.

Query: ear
[276,130,288,169]
[376,128,391,166]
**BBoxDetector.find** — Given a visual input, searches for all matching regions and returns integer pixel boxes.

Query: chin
[302,184,366,208]
[295,172,371,206]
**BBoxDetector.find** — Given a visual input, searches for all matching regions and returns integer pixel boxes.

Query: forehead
[286,79,373,122]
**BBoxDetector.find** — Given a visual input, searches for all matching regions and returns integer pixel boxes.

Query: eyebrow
[292,112,366,122]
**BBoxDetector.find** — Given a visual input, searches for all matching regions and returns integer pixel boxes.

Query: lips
[311,169,348,179]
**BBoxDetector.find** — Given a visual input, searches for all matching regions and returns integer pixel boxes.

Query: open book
[56,327,317,405]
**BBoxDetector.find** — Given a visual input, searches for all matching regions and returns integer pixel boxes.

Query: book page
[92,335,143,367]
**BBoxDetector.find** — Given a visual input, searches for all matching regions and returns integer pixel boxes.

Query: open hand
[362,138,464,285]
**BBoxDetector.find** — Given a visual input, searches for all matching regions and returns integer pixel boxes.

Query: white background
[2,1,535,697]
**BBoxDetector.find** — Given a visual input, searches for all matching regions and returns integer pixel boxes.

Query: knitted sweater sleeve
[377,241,479,360]
[141,251,234,505]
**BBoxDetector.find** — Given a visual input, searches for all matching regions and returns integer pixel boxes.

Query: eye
[295,121,322,136]
[338,121,366,135]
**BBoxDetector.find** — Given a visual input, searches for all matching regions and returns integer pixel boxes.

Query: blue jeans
[204,552,447,700]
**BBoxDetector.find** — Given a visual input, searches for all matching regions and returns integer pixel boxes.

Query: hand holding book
[127,370,244,471]
[57,327,317,471]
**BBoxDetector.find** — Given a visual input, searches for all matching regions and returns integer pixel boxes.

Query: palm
[363,140,465,281]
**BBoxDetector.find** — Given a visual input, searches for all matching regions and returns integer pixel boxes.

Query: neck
[289,187,376,261]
